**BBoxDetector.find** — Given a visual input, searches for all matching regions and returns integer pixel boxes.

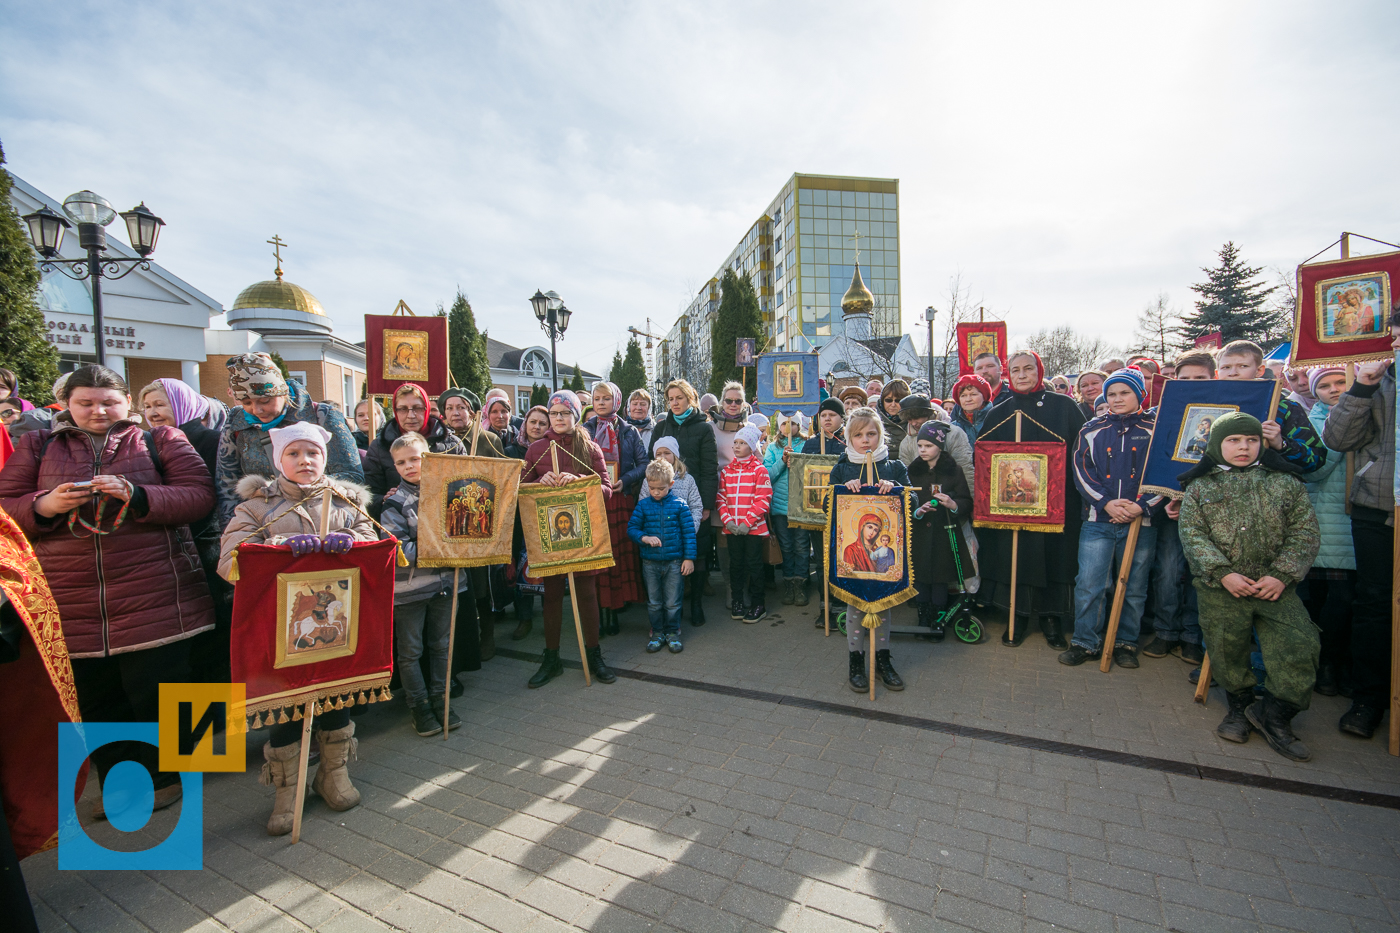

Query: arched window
[522,350,550,377]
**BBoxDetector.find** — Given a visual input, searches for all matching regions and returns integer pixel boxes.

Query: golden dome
[231,276,326,316]
[841,262,874,317]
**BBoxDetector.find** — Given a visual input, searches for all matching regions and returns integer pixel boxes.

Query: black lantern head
[120,203,165,257]
[530,289,548,323]
[22,205,70,259]
[556,304,572,334]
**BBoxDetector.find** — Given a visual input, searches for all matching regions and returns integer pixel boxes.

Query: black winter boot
[781,579,795,605]
[527,648,563,689]
[689,580,707,626]
[875,650,904,691]
[793,578,809,607]
[1217,689,1254,744]
[917,603,945,642]
[585,645,616,684]
[848,652,868,693]
[1041,616,1068,650]
[1246,694,1310,761]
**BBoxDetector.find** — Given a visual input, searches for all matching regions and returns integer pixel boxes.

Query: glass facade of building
[661,174,899,389]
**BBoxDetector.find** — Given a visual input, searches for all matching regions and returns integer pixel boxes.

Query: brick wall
[126,358,183,395]
[199,356,232,402]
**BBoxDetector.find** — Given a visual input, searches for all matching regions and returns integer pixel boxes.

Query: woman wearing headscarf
[585,382,646,634]
[364,383,467,510]
[521,391,617,687]
[140,379,221,477]
[949,374,993,446]
[214,353,362,530]
[974,351,1087,650]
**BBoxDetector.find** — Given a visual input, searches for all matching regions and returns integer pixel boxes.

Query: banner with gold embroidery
[517,474,615,576]
[417,452,522,568]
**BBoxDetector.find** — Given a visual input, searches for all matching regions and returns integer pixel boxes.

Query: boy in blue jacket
[1060,369,1165,670]
[628,459,697,653]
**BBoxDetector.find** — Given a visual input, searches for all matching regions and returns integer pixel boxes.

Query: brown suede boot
[311,722,361,812]
[259,740,305,836]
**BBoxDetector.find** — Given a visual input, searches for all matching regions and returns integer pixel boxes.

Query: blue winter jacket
[627,491,697,562]
[1303,400,1355,570]
[1073,409,1165,524]
[801,433,846,456]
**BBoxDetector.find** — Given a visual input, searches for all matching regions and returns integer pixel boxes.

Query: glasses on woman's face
[395,405,426,416]
[0,409,17,423]
[723,397,743,407]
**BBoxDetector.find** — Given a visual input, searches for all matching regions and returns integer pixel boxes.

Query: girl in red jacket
[718,425,772,623]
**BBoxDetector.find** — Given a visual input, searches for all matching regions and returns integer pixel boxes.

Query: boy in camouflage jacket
[1178,412,1321,762]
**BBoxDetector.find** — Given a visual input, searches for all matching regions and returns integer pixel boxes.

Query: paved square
[24,589,1400,932]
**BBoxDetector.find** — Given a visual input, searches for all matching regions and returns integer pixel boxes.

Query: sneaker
[1141,636,1178,659]
[667,636,684,654]
[1112,644,1140,670]
[730,600,745,620]
[1057,645,1100,666]
[411,701,442,737]
[645,635,665,653]
[1179,642,1205,664]
[435,705,461,732]
[743,605,767,624]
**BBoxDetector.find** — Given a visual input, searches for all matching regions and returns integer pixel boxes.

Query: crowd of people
[0,316,1396,837]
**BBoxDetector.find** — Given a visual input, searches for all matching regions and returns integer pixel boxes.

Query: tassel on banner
[250,711,264,729]
[227,548,240,582]
[357,690,367,706]
[862,611,882,631]
[277,708,289,724]
[291,705,303,721]
[334,696,345,710]
[397,544,409,567]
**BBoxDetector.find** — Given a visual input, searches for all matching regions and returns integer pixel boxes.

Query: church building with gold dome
[200,239,367,407]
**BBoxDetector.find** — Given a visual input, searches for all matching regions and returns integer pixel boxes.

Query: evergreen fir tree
[568,365,585,392]
[615,337,648,403]
[1178,242,1280,347]
[269,351,292,382]
[446,288,492,398]
[708,268,762,396]
[608,349,624,384]
[0,141,60,403]
[529,383,548,407]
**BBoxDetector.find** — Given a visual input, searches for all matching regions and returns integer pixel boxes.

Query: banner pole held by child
[1099,516,1143,673]
[290,489,335,844]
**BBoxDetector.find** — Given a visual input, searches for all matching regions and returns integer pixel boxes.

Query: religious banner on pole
[1138,379,1277,499]
[972,441,1068,533]
[787,452,839,530]
[1194,331,1223,350]
[825,485,917,614]
[517,474,615,576]
[756,350,821,416]
[416,452,522,568]
[1290,250,1400,367]
[230,539,397,727]
[365,303,450,396]
[956,321,1008,376]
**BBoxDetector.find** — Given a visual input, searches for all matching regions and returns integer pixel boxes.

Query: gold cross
[267,234,288,278]
[849,228,863,264]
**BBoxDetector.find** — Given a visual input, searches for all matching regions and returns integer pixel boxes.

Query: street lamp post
[23,191,165,368]
[529,289,572,391]
[924,305,938,395]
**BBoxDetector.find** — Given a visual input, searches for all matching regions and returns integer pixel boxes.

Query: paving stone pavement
[22,581,1400,932]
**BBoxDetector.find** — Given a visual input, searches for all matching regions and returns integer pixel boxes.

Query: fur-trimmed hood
[235,473,371,508]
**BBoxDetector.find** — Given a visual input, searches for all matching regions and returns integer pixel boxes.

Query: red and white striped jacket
[717,455,773,536]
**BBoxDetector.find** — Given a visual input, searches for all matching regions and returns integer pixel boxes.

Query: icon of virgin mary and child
[843,512,897,576]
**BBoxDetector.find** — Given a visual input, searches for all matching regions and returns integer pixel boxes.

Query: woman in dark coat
[364,384,467,509]
[0,364,215,820]
[907,421,974,640]
[585,381,646,633]
[647,379,719,624]
[976,351,1087,649]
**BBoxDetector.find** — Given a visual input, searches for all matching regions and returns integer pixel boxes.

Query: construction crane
[627,319,665,388]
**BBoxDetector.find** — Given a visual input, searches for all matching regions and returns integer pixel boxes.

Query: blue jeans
[1146,518,1202,646]
[768,514,809,581]
[396,594,454,708]
[1072,521,1158,651]
[642,559,684,636]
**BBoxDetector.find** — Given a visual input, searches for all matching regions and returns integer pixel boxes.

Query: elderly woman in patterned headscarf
[214,352,362,530]
[584,381,647,634]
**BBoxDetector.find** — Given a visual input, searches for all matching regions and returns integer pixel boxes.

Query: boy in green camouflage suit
[1178,412,1321,761]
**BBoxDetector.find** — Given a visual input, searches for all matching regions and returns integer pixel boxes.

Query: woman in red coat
[520,391,617,688]
[0,365,215,822]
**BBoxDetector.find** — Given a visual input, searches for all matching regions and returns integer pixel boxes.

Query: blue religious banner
[825,484,917,620]
[756,350,821,416]
[1139,378,1278,498]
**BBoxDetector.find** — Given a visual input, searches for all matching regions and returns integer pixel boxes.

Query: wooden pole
[1098,517,1143,672]
[289,701,315,844]
[869,623,876,702]
[1343,233,1355,516]
[551,442,590,685]
[444,568,459,740]
[822,427,830,637]
[1194,654,1212,705]
[1007,411,1022,644]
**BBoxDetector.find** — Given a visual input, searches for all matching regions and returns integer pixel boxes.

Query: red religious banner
[1291,249,1400,367]
[972,441,1067,533]
[956,321,1008,376]
[1147,372,1168,409]
[230,539,397,727]
[365,308,450,396]
[1193,331,1223,350]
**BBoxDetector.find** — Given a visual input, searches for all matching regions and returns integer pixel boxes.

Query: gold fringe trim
[242,673,392,727]
[1139,483,1183,500]
[972,520,1065,533]
[531,555,617,577]
[418,554,511,569]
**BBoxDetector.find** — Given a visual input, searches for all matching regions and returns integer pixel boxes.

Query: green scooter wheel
[953,613,982,644]
[836,611,847,636]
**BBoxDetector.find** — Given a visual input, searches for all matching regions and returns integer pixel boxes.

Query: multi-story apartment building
[659,173,900,390]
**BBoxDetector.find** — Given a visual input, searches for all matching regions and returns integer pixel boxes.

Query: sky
[4,1,1399,376]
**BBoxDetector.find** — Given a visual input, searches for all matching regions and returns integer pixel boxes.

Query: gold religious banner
[417,452,523,568]
[517,473,615,576]
[787,452,838,529]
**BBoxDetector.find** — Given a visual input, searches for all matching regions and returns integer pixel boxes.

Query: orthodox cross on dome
[848,228,864,265]
[267,234,288,279]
